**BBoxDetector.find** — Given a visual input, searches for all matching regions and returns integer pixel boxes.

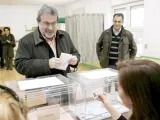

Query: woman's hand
[96,92,122,120]
[96,92,110,107]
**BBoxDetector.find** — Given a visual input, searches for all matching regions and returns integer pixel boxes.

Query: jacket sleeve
[1,36,7,45]
[15,39,51,76]
[96,31,104,60]
[129,33,137,59]
[67,34,81,68]
[10,34,16,47]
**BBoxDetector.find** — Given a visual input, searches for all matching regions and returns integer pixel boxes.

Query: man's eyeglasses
[41,21,57,28]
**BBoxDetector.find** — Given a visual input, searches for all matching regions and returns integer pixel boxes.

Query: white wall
[65,0,112,29]
[143,0,160,58]
[65,0,88,15]
[111,0,143,6]
[86,0,112,29]
[0,5,66,40]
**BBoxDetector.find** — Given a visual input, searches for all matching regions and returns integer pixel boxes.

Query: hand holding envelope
[68,55,78,66]
[57,53,78,70]
[49,53,78,70]
[49,57,61,69]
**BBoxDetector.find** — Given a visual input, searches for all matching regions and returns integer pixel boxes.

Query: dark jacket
[15,28,80,78]
[0,35,3,58]
[1,34,16,57]
[96,26,137,68]
[117,115,127,120]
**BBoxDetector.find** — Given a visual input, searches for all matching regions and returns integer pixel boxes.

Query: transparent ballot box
[5,74,77,120]
[67,68,129,120]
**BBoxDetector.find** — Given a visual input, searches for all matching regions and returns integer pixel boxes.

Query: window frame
[112,1,144,29]
[130,4,144,28]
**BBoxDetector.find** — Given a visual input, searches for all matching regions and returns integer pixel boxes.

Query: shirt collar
[113,27,122,35]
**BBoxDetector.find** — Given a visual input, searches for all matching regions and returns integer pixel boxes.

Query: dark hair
[0,29,2,34]
[3,27,10,32]
[113,13,124,20]
[117,59,160,120]
[37,4,58,22]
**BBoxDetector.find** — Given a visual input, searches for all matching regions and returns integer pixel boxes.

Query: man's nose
[48,24,54,30]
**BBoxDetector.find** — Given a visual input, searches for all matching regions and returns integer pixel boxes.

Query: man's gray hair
[37,4,59,22]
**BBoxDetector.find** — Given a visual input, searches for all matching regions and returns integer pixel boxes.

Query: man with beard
[15,4,80,78]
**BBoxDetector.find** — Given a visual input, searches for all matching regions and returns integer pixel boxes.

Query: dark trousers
[0,56,4,68]
[4,57,13,69]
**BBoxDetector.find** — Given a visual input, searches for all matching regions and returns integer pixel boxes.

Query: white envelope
[57,53,73,70]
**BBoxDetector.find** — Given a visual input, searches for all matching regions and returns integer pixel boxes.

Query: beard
[44,29,57,39]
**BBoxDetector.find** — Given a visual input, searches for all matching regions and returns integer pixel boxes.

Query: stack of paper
[18,77,64,90]
[79,69,118,80]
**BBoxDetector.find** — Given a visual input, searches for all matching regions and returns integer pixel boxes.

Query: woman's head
[0,85,27,120]
[117,59,160,120]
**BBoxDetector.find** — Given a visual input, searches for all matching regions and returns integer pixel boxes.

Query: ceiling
[0,0,80,6]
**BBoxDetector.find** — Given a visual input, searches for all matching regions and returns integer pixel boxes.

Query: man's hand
[49,57,61,69]
[69,56,78,65]
[6,40,11,43]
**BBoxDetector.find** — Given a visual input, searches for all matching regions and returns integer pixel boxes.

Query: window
[130,5,144,28]
[114,8,127,27]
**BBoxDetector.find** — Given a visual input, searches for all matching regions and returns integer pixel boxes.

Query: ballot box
[67,68,129,120]
[5,74,78,120]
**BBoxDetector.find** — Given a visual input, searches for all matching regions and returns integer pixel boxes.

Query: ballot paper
[79,69,118,80]
[92,88,103,99]
[92,87,118,105]
[57,53,73,70]
[18,77,64,90]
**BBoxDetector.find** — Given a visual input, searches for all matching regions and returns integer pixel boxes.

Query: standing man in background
[2,27,16,70]
[96,13,137,69]
[0,29,4,68]
[15,4,80,78]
